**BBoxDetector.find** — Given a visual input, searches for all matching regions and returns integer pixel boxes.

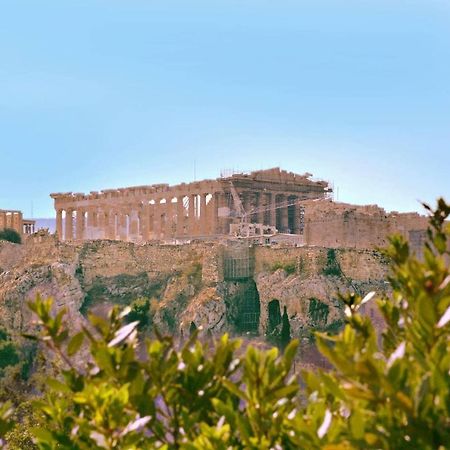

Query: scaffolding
[223,244,255,280]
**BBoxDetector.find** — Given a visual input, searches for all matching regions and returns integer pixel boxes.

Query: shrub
[308,297,329,326]
[0,228,21,244]
[0,343,19,371]
[0,329,20,374]
[322,248,341,276]
[271,261,296,275]
[2,199,449,449]
[126,297,151,331]
[280,305,291,349]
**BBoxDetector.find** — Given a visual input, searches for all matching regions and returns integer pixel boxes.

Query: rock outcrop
[0,233,390,348]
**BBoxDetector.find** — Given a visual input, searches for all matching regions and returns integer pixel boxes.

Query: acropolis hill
[0,167,430,358]
[50,167,428,252]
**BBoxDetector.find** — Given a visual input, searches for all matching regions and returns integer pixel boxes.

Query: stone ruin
[50,168,329,242]
[0,209,36,237]
[50,167,428,251]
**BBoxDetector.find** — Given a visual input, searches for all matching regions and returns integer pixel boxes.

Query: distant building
[0,209,36,237]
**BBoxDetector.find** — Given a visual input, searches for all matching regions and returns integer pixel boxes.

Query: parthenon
[50,168,331,242]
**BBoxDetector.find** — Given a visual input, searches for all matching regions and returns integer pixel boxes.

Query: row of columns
[241,192,301,233]
[23,223,35,235]
[55,191,303,242]
[57,192,222,242]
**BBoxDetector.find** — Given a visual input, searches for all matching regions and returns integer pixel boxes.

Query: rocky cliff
[0,233,390,349]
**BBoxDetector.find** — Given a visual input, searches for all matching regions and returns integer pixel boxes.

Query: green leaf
[47,378,71,394]
[67,331,85,356]
[349,410,365,440]
[32,427,55,443]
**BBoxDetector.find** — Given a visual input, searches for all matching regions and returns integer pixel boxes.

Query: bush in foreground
[1,199,449,449]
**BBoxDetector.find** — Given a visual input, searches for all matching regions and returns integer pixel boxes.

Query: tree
[2,198,449,449]
[0,228,21,244]
[0,328,20,372]
[126,297,151,331]
[280,305,291,349]
[189,321,197,336]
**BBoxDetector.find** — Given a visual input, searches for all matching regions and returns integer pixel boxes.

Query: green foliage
[0,342,19,370]
[308,298,329,326]
[0,327,8,341]
[22,294,301,449]
[0,328,20,374]
[184,261,203,289]
[0,228,21,244]
[280,305,291,349]
[266,299,282,336]
[308,198,450,449]
[0,401,14,446]
[161,307,177,333]
[322,248,341,277]
[189,321,197,336]
[126,297,151,331]
[271,261,296,275]
[1,198,448,449]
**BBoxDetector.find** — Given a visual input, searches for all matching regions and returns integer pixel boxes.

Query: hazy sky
[1,0,449,217]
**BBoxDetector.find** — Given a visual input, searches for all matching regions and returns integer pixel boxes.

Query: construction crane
[228,181,246,218]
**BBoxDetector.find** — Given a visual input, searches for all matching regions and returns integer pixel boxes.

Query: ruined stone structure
[302,200,429,252]
[51,168,330,242]
[50,167,429,250]
[0,209,36,237]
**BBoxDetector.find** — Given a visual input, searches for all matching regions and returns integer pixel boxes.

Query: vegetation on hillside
[0,228,21,244]
[0,199,449,448]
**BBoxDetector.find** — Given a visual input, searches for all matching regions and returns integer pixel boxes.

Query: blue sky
[1,0,449,217]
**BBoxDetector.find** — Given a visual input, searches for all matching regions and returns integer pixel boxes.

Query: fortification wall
[303,201,428,250]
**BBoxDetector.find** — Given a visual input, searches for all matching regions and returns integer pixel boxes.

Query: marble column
[106,210,116,240]
[256,192,264,224]
[65,209,73,241]
[75,209,85,240]
[118,212,128,240]
[129,209,139,240]
[86,208,95,239]
[176,196,185,237]
[200,193,208,235]
[140,205,150,241]
[98,210,107,239]
[164,197,174,238]
[210,192,219,234]
[153,201,161,240]
[56,209,63,238]
[188,194,196,235]
[218,192,231,235]
[280,195,288,232]
[270,193,277,228]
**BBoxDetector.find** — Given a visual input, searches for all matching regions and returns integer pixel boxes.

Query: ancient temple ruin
[50,168,330,242]
[50,167,429,250]
[0,209,36,237]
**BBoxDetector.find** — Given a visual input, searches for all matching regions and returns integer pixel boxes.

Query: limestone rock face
[0,234,389,345]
